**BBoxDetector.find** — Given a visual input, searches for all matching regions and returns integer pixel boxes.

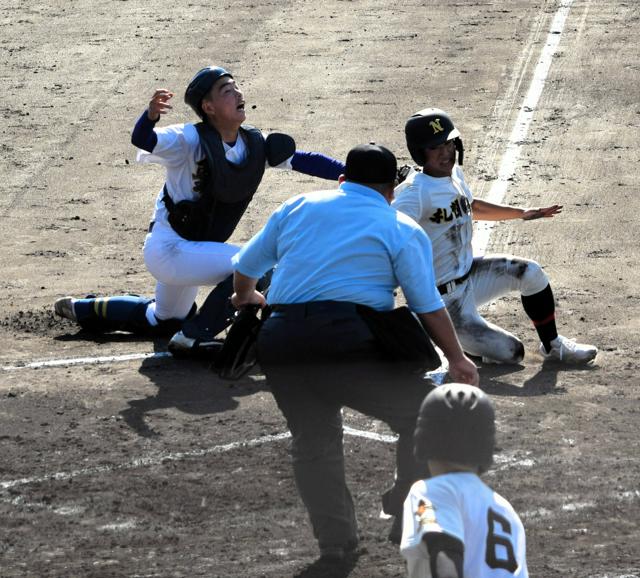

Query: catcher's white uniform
[138,124,292,321]
[401,472,528,578]
[393,167,549,363]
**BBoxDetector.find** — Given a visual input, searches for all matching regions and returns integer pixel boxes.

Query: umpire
[231,144,479,562]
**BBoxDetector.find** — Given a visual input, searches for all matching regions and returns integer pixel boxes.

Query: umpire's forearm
[418,307,466,363]
[419,308,479,385]
[231,270,266,310]
[233,271,258,300]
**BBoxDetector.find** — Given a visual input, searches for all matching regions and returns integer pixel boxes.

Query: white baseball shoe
[168,330,224,359]
[539,335,597,364]
[54,297,77,322]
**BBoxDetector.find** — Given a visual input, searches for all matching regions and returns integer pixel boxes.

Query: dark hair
[184,66,233,119]
[344,143,398,185]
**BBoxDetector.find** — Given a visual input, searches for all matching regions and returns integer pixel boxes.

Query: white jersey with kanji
[392,166,474,287]
[400,472,528,578]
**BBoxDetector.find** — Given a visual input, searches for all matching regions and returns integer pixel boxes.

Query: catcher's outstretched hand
[147,89,174,122]
[522,204,563,220]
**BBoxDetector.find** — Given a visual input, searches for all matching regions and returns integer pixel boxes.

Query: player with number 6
[400,383,528,577]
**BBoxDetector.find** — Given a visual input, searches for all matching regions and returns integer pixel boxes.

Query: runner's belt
[437,269,471,295]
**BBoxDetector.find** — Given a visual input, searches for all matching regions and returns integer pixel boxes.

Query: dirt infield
[1,0,639,576]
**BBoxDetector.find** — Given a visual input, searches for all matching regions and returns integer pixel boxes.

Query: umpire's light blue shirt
[232,181,444,313]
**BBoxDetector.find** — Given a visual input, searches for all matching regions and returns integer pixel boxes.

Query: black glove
[397,164,418,184]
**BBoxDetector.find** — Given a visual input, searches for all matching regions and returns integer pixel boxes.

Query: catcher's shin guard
[72,295,165,335]
[181,275,235,342]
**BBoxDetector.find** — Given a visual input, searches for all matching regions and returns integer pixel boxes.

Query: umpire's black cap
[344,143,398,184]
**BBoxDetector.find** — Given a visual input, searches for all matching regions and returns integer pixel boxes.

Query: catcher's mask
[184,66,233,119]
[405,107,464,166]
[414,383,495,474]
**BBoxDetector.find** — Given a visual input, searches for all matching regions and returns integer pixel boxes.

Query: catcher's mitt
[214,305,270,380]
[397,164,418,184]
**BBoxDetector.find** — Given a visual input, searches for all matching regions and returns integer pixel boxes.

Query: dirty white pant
[443,255,549,363]
[142,222,240,321]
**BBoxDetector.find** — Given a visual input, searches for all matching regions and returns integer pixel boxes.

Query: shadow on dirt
[479,362,559,396]
[120,351,267,438]
[46,322,268,439]
[479,359,599,396]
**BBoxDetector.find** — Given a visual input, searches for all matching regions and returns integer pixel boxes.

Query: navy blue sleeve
[131,110,159,153]
[290,151,345,181]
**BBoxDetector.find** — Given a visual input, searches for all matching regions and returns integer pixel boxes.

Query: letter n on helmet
[405,107,465,166]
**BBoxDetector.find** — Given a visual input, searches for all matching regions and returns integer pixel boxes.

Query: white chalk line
[473,4,549,202]
[0,428,397,494]
[1,350,449,385]
[473,0,574,255]
[521,490,640,521]
[0,430,539,502]
[5,433,637,533]
[2,351,171,371]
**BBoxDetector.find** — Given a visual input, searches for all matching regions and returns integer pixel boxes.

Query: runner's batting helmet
[414,383,495,473]
[405,108,464,166]
[184,66,233,119]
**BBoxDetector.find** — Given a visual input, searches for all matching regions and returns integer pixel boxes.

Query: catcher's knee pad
[151,302,197,337]
[182,270,273,342]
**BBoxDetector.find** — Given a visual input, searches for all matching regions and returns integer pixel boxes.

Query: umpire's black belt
[271,300,358,318]
[437,269,472,295]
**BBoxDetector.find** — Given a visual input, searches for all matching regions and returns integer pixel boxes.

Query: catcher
[54,66,341,339]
